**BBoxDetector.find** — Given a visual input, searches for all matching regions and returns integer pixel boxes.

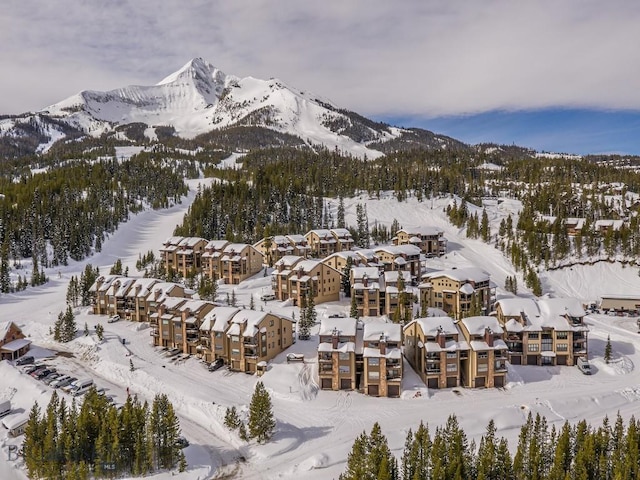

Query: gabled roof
[460,316,504,336]
[330,228,352,238]
[274,255,303,268]
[205,307,241,332]
[406,316,458,337]
[352,267,381,281]
[0,320,17,340]
[232,309,269,337]
[319,317,358,337]
[363,320,402,342]
[424,267,490,283]
[205,239,229,250]
[538,297,586,319]
[398,226,443,236]
[375,245,422,256]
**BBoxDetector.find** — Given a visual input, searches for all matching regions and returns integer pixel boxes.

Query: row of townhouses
[403,297,589,390]
[89,275,295,374]
[158,226,446,282]
[538,216,626,236]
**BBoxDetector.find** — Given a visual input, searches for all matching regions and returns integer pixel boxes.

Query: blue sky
[383,109,640,155]
[1,0,639,155]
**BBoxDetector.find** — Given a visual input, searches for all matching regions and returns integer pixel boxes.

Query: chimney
[379,334,387,355]
[363,274,368,288]
[437,326,446,348]
[332,327,339,350]
[298,267,303,278]
[278,262,284,272]
[485,327,494,347]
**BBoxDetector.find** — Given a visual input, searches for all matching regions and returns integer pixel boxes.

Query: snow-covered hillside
[1,58,442,158]
[4,171,640,479]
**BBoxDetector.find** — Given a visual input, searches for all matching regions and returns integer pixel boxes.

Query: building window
[556,343,568,351]
[528,332,539,340]
[528,343,540,352]
[556,332,568,339]
[446,352,457,359]
[369,371,380,380]
[478,352,488,359]
[368,358,380,366]
[478,364,488,373]
[339,365,350,374]
[231,335,239,342]
[231,348,240,354]
[447,363,457,372]
[339,352,350,361]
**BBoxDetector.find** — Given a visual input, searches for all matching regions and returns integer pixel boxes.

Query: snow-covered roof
[113,277,136,297]
[178,299,210,313]
[330,228,352,239]
[460,316,504,336]
[163,235,184,246]
[307,229,332,238]
[538,297,586,319]
[274,255,303,268]
[470,339,508,351]
[496,298,540,320]
[595,219,624,231]
[352,267,381,281]
[286,234,307,244]
[223,243,252,254]
[178,236,207,248]
[205,239,229,251]
[319,318,357,337]
[362,321,402,343]
[226,323,240,336]
[375,245,421,256]
[565,218,585,229]
[504,318,524,333]
[398,226,443,236]
[204,307,240,332]
[160,296,187,311]
[383,270,412,284]
[407,316,458,337]
[459,283,475,295]
[125,278,159,297]
[424,267,490,283]
[0,321,16,340]
[231,310,268,337]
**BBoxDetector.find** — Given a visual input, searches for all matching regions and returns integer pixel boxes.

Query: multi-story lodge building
[351,267,384,317]
[419,267,494,320]
[254,235,295,266]
[373,245,422,279]
[151,299,214,354]
[362,322,402,397]
[201,240,230,280]
[457,316,508,388]
[271,256,342,306]
[318,317,359,391]
[404,315,468,389]
[159,236,208,277]
[218,243,264,285]
[383,270,414,318]
[305,229,354,258]
[198,307,296,372]
[321,251,367,273]
[318,318,403,397]
[394,226,447,257]
[494,297,588,366]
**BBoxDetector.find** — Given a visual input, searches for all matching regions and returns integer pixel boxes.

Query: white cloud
[1,0,639,116]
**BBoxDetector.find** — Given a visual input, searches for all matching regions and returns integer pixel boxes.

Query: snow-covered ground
[3,186,640,479]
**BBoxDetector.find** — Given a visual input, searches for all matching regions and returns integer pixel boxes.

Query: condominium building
[457,316,508,388]
[160,236,208,277]
[404,315,468,389]
[419,267,494,320]
[362,322,402,397]
[351,267,384,317]
[394,226,447,257]
[318,317,359,391]
[272,256,342,306]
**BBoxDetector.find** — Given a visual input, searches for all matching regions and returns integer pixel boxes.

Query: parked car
[175,436,189,449]
[50,375,74,389]
[208,358,224,371]
[108,314,121,323]
[260,293,276,302]
[24,364,46,375]
[15,355,34,366]
[35,368,56,380]
[42,373,63,385]
[577,357,592,375]
[29,366,50,378]
[286,353,305,363]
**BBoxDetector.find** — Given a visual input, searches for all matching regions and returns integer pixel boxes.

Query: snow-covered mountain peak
[0,58,465,157]
[156,57,229,88]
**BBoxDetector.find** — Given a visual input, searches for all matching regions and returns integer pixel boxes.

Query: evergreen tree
[342,257,353,297]
[95,323,104,341]
[224,406,241,431]
[605,335,612,364]
[0,239,10,293]
[337,196,346,228]
[249,294,255,310]
[248,381,276,443]
[350,294,359,319]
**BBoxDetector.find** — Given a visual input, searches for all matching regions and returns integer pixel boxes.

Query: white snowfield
[3,182,640,480]
[1,58,401,158]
